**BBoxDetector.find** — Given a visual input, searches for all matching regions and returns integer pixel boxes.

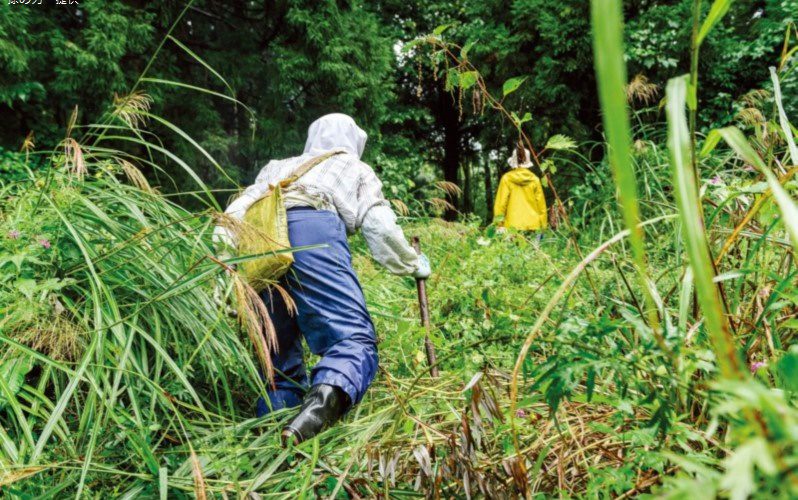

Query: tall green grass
[585,0,798,495]
[2,0,798,496]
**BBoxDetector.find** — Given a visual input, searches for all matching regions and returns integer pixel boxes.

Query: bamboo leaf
[769,67,798,165]
[502,76,527,97]
[697,0,733,46]
[700,129,723,157]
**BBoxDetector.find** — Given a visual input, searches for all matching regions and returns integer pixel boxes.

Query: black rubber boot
[281,384,350,447]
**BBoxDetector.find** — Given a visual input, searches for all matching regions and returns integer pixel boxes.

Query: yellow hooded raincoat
[493,168,548,231]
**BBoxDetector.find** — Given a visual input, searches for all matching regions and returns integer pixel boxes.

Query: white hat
[507,148,533,169]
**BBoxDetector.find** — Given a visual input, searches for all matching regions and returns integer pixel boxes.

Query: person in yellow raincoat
[493,144,548,231]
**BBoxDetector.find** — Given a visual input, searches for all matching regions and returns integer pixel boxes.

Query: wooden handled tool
[412,236,439,378]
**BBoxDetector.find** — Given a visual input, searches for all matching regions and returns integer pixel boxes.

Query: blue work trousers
[256,208,378,416]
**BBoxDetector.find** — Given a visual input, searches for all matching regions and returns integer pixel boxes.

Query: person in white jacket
[215,113,430,445]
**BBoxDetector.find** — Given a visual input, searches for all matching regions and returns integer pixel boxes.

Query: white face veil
[303,113,368,159]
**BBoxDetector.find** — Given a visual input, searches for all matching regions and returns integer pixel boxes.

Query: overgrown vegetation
[1,0,798,498]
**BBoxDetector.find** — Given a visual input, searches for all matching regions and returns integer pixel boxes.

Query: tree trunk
[439,90,461,220]
[483,156,493,225]
[462,161,473,215]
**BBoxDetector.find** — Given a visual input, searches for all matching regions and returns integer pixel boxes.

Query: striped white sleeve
[357,164,419,275]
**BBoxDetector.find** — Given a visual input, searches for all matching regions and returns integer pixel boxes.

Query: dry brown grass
[113,91,153,130]
[391,199,410,217]
[231,272,279,385]
[14,314,85,362]
[436,180,463,198]
[351,369,658,498]
[62,138,86,180]
[739,88,771,108]
[119,159,154,193]
[736,107,766,126]
[429,197,457,214]
[625,74,660,106]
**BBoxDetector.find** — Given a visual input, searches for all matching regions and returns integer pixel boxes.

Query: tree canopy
[1,0,795,213]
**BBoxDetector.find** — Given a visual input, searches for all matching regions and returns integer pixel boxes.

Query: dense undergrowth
[2,1,798,498]
[1,127,796,497]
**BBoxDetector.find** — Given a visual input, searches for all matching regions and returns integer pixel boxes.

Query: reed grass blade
[666,75,742,379]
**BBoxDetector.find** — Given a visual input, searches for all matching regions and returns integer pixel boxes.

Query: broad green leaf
[15,278,37,299]
[697,0,733,46]
[460,40,477,60]
[700,129,722,157]
[510,111,532,127]
[502,76,527,97]
[545,134,577,151]
[458,71,479,90]
[776,348,798,392]
[433,24,451,36]
[0,356,34,409]
[720,438,777,500]
[444,69,458,92]
[591,0,659,332]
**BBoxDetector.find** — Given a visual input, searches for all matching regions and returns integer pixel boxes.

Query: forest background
[2,0,795,219]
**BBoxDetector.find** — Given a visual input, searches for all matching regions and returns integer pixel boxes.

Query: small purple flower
[750,361,766,373]
[708,175,723,186]
[39,238,51,249]
[7,230,20,239]
[515,409,527,419]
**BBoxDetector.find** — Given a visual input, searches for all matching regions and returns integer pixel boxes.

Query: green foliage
[1,0,798,497]
[0,149,34,184]
[2,0,795,217]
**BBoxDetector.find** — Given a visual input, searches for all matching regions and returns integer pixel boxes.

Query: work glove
[413,253,431,279]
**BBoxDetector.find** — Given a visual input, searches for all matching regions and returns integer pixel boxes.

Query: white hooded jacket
[214,113,419,275]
